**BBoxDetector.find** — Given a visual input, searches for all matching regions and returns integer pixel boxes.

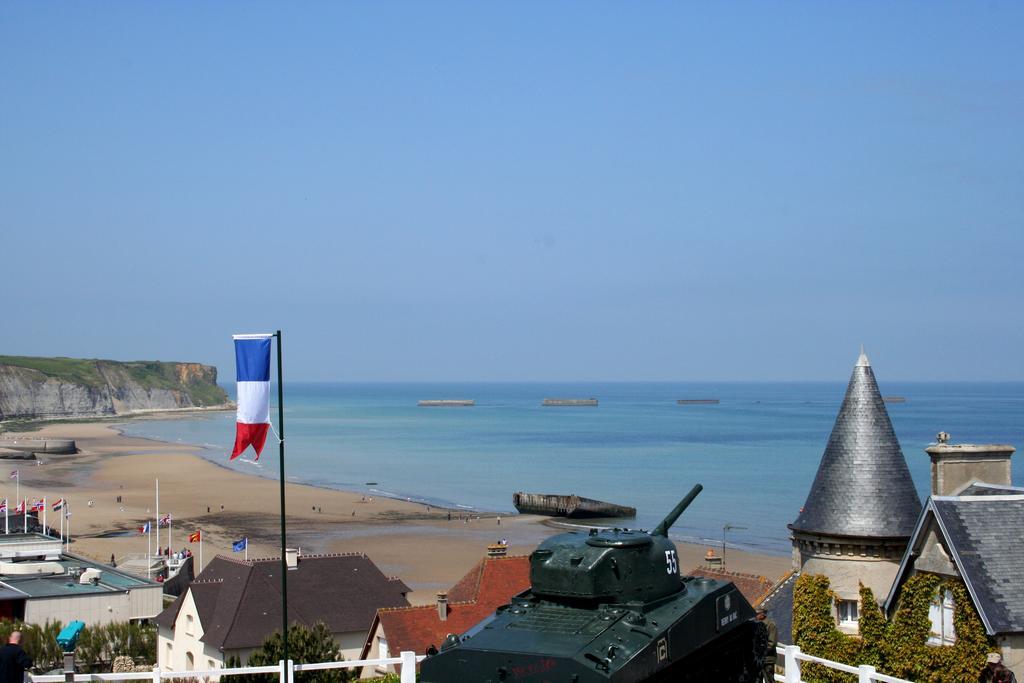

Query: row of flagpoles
[5,470,251,575]
[5,470,71,550]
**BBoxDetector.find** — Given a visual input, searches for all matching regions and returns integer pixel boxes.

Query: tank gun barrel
[651,484,703,537]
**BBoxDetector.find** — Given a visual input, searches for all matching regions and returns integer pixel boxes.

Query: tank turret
[530,485,702,604]
[421,483,765,682]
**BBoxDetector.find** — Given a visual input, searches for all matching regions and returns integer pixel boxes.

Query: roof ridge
[378,599,479,615]
[937,494,1024,502]
[245,552,369,563]
[686,567,770,582]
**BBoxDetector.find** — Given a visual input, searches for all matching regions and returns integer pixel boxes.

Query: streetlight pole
[722,523,747,568]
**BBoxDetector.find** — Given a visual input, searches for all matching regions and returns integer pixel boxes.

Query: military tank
[420,484,765,682]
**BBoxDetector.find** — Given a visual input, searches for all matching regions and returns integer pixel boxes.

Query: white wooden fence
[30,651,424,683]
[776,645,914,683]
[28,646,921,683]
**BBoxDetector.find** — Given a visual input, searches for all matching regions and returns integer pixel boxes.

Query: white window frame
[377,635,390,672]
[927,588,956,645]
[836,599,859,626]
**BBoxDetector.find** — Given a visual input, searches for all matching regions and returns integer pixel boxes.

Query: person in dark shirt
[0,631,33,683]
[755,608,778,683]
[980,653,1018,683]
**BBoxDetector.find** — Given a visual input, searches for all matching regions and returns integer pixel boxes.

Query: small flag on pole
[14,501,25,514]
[52,499,65,511]
[139,521,150,534]
[189,531,201,543]
[30,500,45,512]
[232,537,248,552]
[0,500,6,513]
[8,471,17,480]
[231,334,273,460]
[159,514,171,527]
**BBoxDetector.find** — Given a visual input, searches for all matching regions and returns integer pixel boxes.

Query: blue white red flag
[231,334,273,460]
[140,521,150,534]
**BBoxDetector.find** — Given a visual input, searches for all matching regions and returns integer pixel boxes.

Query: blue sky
[2,2,1022,381]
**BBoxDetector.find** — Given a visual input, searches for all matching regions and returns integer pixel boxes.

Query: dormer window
[927,589,956,645]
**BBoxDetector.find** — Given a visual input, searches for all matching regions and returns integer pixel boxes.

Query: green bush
[0,620,155,673]
[226,622,352,683]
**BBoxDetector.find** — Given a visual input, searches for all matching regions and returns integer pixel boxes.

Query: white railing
[30,651,425,683]
[775,645,913,683]
[29,646,918,683]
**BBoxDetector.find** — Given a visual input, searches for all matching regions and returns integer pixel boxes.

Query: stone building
[885,442,1022,678]
[786,350,922,633]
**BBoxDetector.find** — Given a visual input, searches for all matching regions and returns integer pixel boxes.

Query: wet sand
[1,420,792,604]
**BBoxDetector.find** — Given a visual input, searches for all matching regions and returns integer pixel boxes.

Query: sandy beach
[1,419,792,604]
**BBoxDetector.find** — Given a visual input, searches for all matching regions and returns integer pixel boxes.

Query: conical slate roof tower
[790,350,921,539]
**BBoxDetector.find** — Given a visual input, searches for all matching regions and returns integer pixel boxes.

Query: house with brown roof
[687,566,775,607]
[358,554,530,679]
[155,551,410,672]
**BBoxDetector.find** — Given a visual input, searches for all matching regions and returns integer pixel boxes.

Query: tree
[229,622,352,683]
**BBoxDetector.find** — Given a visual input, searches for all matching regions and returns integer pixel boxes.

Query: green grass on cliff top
[0,355,228,406]
[0,355,106,386]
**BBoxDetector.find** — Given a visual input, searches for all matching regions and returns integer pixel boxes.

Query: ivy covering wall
[792,573,992,683]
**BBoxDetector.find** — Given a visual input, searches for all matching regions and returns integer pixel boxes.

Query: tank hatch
[586,529,653,548]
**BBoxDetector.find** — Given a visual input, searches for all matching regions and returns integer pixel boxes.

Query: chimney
[285,548,299,569]
[925,435,1015,496]
[436,592,448,621]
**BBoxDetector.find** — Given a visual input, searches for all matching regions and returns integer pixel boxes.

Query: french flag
[231,334,273,460]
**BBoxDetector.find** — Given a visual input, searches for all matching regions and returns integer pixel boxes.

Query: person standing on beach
[0,631,33,683]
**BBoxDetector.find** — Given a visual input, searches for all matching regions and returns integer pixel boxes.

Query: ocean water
[119,382,1024,555]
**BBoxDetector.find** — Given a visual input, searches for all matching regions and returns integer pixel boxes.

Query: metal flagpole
[155,479,160,558]
[23,499,27,534]
[64,502,70,552]
[168,515,172,553]
[42,497,46,536]
[147,523,151,579]
[59,501,63,542]
[276,329,289,664]
[199,529,203,572]
[4,499,7,534]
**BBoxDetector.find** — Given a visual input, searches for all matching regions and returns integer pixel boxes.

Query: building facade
[886,442,1022,678]
[0,533,162,626]
[155,551,410,671]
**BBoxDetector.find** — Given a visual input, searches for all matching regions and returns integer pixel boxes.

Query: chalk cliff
[0,356,230,421]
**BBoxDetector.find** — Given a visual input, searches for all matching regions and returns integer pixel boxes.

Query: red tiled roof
[368,555,530,657]
[687,566,776,607]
